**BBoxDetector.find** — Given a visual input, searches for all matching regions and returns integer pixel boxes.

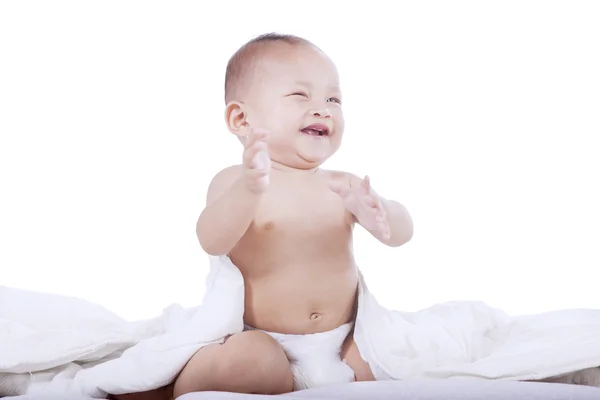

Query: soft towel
[2,255,600,398]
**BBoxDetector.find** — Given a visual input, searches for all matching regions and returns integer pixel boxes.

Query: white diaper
[243,323,356,391]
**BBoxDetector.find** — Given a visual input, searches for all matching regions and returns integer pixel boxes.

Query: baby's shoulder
[204,164,243,202]
[320,168,362,187]
[209,164,243,183]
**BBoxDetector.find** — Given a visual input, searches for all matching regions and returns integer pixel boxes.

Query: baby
[178,33,412,394]
[177,33,413,396]
[109,32,412,400]
[109,33,600,400]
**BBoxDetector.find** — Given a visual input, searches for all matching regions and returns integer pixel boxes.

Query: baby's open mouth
[301,123,330,137]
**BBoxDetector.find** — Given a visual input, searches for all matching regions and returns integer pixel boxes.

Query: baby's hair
[224,32,314,103]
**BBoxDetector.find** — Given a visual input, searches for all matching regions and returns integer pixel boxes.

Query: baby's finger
[380,226,391,240]
[243,128,256,148]
[243,127,265,147]
[328,182,351,197]
[365,195,378,208]
[377,201,387,218]
[362,175,371,192]
[243,142,265,166]
[377,219,390,238]
[250,127,271,137]
[249,167,269,179]
[245,128,269,147]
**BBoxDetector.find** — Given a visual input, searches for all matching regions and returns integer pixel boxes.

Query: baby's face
[244,44,344,169]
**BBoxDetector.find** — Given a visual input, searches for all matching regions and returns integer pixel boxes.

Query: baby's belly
[240,260,359,335]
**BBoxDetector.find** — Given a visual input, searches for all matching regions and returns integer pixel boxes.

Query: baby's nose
[311,109,331,118]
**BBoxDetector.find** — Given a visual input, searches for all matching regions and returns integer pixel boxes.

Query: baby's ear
[224,101,248,138]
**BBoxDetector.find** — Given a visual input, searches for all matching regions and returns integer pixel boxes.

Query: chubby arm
[196,165,262,256]
[348,173,414,247]
[379,197,413,247]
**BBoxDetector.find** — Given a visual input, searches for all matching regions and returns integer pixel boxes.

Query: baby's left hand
[329,175,391,241]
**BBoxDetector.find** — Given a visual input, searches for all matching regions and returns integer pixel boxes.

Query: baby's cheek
[330,132,344,149]
[333,114,345,135]
[263,113,289,135]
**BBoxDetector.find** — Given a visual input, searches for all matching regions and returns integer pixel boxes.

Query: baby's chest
[253,186,352,233]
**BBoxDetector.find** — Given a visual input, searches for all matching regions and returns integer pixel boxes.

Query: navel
[309,312,321,320]
[263,221,275,230]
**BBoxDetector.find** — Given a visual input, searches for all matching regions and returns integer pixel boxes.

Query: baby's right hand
[241,127,271,194]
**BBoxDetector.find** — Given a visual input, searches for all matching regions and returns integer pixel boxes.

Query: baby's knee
[221,330,289,378]
[173,330,292,396]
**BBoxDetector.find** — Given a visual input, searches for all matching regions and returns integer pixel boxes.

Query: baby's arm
[348,173,413,247]
[197,128,270,256]
[196,165,262,255]
[380,196,413,247]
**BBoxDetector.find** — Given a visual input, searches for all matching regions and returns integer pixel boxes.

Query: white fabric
[2,255,600,398]
[179,380,600,400]
[243,322,355,390]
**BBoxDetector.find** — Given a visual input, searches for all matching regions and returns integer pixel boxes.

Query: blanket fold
[2,256,600,398]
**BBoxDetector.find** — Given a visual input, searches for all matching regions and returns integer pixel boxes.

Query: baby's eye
[327,97,342,104]
[291,92,308,98]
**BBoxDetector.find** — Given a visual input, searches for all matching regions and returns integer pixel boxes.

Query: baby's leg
[109,330,293,400]
[340,333,376,382]
[173,330,293,397]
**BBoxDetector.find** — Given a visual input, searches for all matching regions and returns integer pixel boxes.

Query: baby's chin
[270,149,332,170]
[294,141,338,166]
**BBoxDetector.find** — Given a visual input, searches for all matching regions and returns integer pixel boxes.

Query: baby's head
[224,33,344,170]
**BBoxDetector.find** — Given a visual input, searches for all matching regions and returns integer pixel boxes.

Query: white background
[1,1,598,321]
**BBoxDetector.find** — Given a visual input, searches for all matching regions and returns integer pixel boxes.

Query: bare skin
[163,166,375,400]
[231,166,358,334]
[110,41,400,399]
[108,38,600,399]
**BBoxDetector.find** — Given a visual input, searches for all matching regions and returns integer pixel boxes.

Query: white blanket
[2,255,600,398]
